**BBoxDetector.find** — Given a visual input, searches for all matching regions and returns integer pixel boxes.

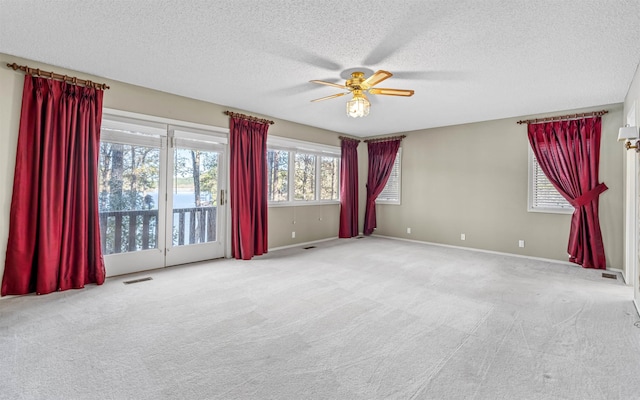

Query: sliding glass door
[98,117,227,276]
[165,129,226,265]
[98,119,167,276]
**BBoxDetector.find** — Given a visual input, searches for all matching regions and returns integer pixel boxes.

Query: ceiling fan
[310,70,415,118]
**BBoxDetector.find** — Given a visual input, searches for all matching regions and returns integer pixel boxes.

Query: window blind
[531,156,572,210]
[377,151,401,203]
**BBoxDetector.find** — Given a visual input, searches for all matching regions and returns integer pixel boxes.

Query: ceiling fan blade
[310,80,347,89]
[362,2,439,66]
[392,70,470,80]
[310,92,349,102]
[361,70,393,89]
[368,88,415,97]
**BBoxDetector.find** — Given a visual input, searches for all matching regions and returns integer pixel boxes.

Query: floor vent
[601,273,617,280]
[123,277,153,285]
[303,246,316,250]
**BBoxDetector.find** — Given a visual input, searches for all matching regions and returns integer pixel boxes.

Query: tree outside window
[320,156,339,201]
[294,153,316,201]
[267,149,289,201]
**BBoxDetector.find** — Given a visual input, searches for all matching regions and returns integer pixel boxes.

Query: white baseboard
[269,236,338,252]
[607,268,626,284]
[372,234,623,273]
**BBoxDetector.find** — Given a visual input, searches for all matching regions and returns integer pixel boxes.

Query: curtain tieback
[569,183,608,208]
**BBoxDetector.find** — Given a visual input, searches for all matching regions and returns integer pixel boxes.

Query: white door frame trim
[625,103,640,316]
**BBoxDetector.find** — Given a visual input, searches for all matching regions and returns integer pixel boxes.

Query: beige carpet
[1,237,638,399]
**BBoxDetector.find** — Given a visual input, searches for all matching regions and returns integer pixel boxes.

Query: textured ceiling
[1,0,640,136]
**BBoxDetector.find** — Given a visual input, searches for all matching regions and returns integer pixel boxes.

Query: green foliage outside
[268,150,339,202]
[98,141,219,254]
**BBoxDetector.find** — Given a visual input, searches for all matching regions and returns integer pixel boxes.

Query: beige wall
[0,52,628,286]
[365,105,624,270]
[0,53,342,281]
[624,65,640,122]
[268,205,340,248]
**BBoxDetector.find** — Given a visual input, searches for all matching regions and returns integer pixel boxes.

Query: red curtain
[2,76,106,296]
[363,139,402,236]
[528,117,607,269]
[339,138,360,238]
[229,117,269,260]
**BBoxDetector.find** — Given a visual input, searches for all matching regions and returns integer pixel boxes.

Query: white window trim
[527,147,573,215]
[376,148,402,205]
[267,135,340,156]
[266,136,340,206]
[103,108,229,138]
[293,152,317,202]
[317,154,341,202]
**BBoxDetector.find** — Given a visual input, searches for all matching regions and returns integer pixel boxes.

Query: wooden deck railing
[173,206,217,246]
[99,206,217,254]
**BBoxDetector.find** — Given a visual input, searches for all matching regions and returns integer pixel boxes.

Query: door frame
[626,104,640,315]
[164,126,227,266]
[102,109,230,277]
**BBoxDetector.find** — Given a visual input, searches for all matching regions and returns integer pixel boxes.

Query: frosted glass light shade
[346,95,370,118]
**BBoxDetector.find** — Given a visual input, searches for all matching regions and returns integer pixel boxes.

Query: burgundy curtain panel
[339,138,360,238]
[528,117,608,269]
[2,76,106,296]
[229,117,269,260]
[363,138,402,236]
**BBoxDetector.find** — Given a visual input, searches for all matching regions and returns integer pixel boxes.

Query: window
[528,149,572,214]
[99,120,165,255]
[266,136,340,205]
[376,149,401,204]
[294,153,316,200]
[267,149,289,202]
[320,156,340,201]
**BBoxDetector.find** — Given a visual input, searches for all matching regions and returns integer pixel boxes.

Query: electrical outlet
[292,231,296,239]
[407,227,411,234]
[460,233,466,241]
[518,240,525,248]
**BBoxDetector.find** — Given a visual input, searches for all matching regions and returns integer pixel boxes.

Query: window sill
[269,201,340,208]
[527,207,573,215]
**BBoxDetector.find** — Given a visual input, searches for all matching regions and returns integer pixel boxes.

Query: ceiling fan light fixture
[346,91,370,118]
[311,70,412,118]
